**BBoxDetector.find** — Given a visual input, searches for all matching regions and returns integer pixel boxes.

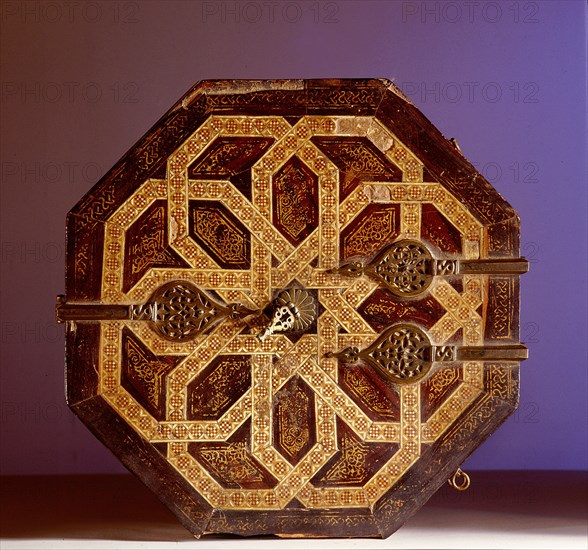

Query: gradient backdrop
[1,0,586,475]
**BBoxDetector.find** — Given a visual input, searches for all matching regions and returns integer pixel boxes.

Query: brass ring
[448,468,470,491]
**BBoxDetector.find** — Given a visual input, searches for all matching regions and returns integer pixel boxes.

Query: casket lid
[57,79,527,538]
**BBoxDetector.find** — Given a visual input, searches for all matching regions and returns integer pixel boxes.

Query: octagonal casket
[57,79,528,538]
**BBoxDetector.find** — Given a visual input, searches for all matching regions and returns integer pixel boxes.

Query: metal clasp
[257,289,316,341]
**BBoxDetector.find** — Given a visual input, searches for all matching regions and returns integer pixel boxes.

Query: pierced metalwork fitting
[56,281,257,342]
[257,289,316,341]
[326,322,528,385]
[332,239,529,297]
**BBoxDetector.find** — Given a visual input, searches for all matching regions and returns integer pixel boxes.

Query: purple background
[1,0,586,475]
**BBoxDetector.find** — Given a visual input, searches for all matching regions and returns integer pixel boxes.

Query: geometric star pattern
[98,114,486,511]
[64,79,524,538]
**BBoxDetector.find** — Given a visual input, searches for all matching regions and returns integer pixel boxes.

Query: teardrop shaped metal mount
[333,239,529,298]
[56,281,257,342]
[326,322,528,385]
